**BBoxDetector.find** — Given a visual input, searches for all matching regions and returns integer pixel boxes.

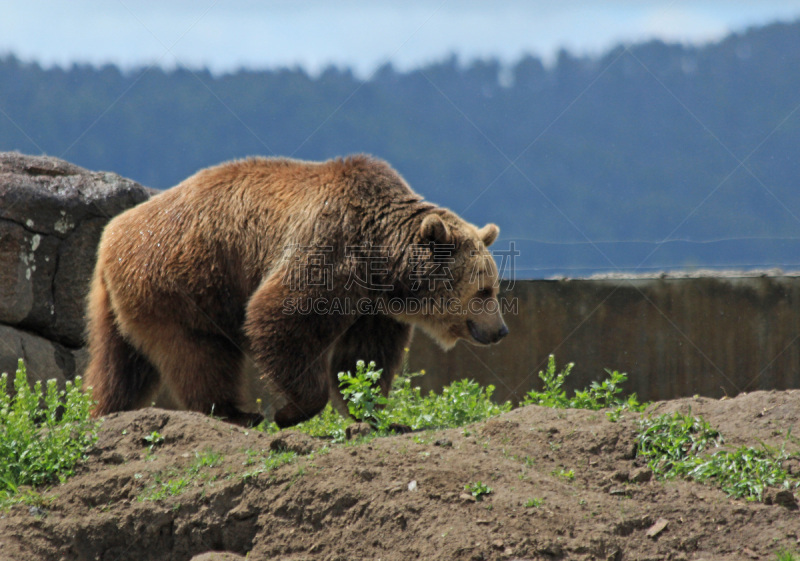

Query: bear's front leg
[327,314,413,432]
[244,277,352,428]
[329,314,412,402]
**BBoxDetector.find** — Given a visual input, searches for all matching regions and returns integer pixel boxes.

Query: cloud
[1,1,799,76]
[637,7,734,45]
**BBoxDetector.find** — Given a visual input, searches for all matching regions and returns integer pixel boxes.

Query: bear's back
[97,155,423,317]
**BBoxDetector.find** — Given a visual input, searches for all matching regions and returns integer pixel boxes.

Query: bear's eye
[476,288,493,299]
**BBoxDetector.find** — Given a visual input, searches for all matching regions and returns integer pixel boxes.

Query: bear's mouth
[467,320,491,345]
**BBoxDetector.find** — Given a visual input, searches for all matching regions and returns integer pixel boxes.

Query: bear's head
[400,211,509,350]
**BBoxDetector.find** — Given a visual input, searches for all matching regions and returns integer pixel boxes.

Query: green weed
[637,412,722,472]
[465,481,493,500]
[522,355,645,419]
[259,361,511,440]
[637,412,800,502]
[524,497,544,508]
[139,447,226,501]
[275,404,352,441]
[189,448,224,473]
[386,374,511,431]
[139,469,191,501]
[241,450,299,482]
[338,360,389,429]
[0,360,98,507]
[143,431,165,451]
[552,468,575,481]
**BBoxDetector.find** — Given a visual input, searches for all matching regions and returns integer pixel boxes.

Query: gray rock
[52,218,108,346]
[0,152,153,349]
[190,553,246,561]
[0,324,75,390]
[73,346,90,381]
[629,467,653,483]
[0,219,58,327]
[0,152,153,238]
[345,422,373,440]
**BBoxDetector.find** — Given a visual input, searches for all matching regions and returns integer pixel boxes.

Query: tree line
[1,20,799,277]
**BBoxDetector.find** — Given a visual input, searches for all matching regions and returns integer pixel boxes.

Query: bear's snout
[467,320,509,345]
[495,323,509,341]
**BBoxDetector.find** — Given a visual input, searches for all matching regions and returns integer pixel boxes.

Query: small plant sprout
[465,481,493,501]
[241,450,299,482]
[143,431,165,451]
[525,497,545,508]
[190,449,224,473]
[552,468,575,481]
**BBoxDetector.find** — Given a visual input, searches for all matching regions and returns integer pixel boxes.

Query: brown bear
[85,155,508,427]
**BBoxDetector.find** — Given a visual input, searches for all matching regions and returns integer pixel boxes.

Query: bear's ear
[420,214,451,244]
[478,223,499,247]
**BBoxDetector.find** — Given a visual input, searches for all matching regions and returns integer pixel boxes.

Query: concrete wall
[407,274,800,404]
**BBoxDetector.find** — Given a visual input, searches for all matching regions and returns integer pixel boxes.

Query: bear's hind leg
[146,328,262,427]
[85,275,161,416]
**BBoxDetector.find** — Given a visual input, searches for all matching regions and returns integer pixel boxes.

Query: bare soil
[2,390,800,561]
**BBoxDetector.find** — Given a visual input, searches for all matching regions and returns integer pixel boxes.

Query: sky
[2,1,800,76]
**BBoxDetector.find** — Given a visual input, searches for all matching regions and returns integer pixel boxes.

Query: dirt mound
[2,391,799,561]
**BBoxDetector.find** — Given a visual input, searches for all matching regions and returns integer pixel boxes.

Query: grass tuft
[0,360,98,507]
[241,450,299,482]
[521,355,646,420]
[465,481,493,500]
[637,411,800,502]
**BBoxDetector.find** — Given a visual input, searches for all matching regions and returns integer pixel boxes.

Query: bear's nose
[494,324,509,342]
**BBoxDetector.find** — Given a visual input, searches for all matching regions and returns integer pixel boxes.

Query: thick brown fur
[85,155,507,427]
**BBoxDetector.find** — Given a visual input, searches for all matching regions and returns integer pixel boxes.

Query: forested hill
[2,20,799,277]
